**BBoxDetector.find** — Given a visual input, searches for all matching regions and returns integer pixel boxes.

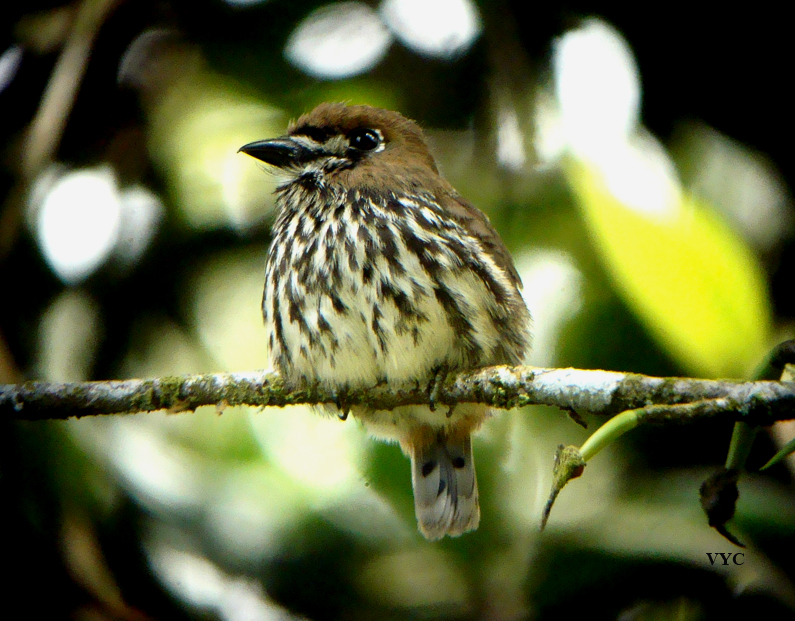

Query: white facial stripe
[291,134,323,150]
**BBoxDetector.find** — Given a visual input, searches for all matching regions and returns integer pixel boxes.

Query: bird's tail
[407,430,480,540]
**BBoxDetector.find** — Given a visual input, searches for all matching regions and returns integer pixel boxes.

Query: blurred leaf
[567,159,771,378]
[761,436,795,471]
[148,70,284,231]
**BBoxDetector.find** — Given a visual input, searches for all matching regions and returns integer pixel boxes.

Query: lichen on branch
[2,365,794,423]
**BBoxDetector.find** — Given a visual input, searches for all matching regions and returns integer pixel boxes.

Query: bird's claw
[332,388,350,421]
[428,366,449,412]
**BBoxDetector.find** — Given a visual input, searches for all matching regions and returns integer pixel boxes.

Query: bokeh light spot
[496,107,526,170]
[0,45,23,93]
[553,19,640,158]
[188,250,270,371]
[250,404,367,496]
[516,250,583,367]
[34,165,123,284]
[547,19,682,221]
[147,544,303,620]
[677,123,794,250]
[149,77,284,231]
[36,290,102,382]
[285,2,392,79]
[357,548,469,609]
[597,132,683,220]
[115,185,164,270]
[380,0,482,59]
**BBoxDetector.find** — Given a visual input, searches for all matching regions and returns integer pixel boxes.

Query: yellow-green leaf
[566,159,771,378]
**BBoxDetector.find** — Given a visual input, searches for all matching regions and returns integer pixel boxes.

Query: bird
[240,103,531,540]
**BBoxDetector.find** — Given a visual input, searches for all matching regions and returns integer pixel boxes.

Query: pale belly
[264,231,504,391]
[266,267,460,389]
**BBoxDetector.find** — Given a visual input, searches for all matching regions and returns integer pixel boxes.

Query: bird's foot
[428,365,449,412]
[331,387,351,421]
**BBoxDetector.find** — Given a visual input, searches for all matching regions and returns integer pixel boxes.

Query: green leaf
[760,436,795,471]
[566,159,771,378]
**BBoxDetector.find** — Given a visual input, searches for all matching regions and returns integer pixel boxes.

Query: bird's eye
[349,128,381,151]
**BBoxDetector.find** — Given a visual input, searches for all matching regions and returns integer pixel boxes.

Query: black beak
[239,137,314,168]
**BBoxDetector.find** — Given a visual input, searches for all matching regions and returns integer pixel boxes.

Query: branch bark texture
[2,366,794,424]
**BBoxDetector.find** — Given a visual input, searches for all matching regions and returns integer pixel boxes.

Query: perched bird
[240,103,531,539]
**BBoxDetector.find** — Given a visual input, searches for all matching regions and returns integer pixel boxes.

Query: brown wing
[439,190,524,290]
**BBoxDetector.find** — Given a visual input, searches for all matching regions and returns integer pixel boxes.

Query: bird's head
[239,103,441,191]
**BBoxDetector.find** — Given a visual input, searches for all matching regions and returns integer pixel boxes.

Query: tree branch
[2,365,794,424]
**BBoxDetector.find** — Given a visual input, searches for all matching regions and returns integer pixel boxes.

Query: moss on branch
[1,365,793,423]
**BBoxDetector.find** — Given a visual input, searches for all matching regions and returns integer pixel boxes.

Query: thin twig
[22,0,121,179]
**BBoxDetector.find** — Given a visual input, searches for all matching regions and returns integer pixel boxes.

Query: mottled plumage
[241,103,531,539]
